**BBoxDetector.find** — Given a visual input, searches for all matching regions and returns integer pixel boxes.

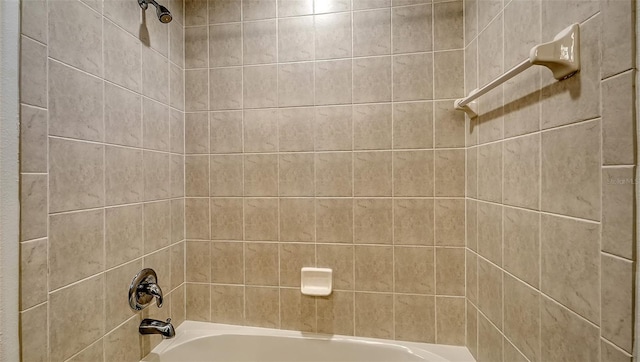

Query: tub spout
[139,318,175,338]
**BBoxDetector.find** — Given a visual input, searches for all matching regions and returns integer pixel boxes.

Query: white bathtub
[141,321,476,362]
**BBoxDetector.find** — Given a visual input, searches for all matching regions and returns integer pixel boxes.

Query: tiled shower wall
[18,0,186,360]
[464,0,636,361]
[183,0,467,343]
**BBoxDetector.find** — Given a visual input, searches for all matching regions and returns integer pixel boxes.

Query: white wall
[0,0,21,360]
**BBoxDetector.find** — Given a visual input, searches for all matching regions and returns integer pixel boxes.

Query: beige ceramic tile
[279,198,315,241]
[170,241,185,289]
[19,105,47,173]
[602,167,635,259]
[503,133,540,209]
[210,67,243,110]
[245,242,279,285]
[433,1,463,50]
[20,36,47,108]
[315,59,353,105]
[244,154,278,196]
[105,146,143,206]
[104,259,142,332]
[355,245,393,292]
[143,98,171,152]
[243,65,277,108]
[104,83,142,148]
[393,101,433,149]
[434,50,464,99]
[477,142,502,203]
[50,274,104,362]
[209,23,242,67]
[279,63,314,107]
[210,198,244,240]
[602,71,635,165]
[466,249,477,304]
[466,199,478,251]
[186,283,211,321]
[601,338,633,362]
[210,242,244,284]
[541,296,600,362]
[105,204,143,268]
[354,151,392,196]
[170,110,184,153]
[170,154,185,198]
[477,257,502,329]
[143,151,171,201]
[20,239,47,309]
[243,109,278,152]
[503,274,540,361]
[280,288,316,332]
[353,103,392,150]
[541,120,601,220]
[434,101,465,148]
[477,201,502,266]
[48,60,103,142]
[392,4,432,53]
[20,303,48,361]
[49,209,104,291]
[171,199,185,243]
[243,0,276,20]
[353,56,392,103]
[393,150,434,197]
[394,199,434,246]
[185,112,209,154]
[243,20,277,65]
[317,291,354,335]
[279,153,314,196]
[185,69,209,111]
[314,12,352,59]
[278,16,314,62]
[49,0,102,76]
[353,8,391,57]
[601,254,634,353]
[316,199,353,243]
[394,246,434,294]
[104,316,144,362]
[393,53,433,101]
[280,243,315,287]
[435,248,465,296]
[503,207,540,288]
[434,199,465,246]
[314,106,353,151]
[434,149,465,197]
[466,301,478,358]
[541,214,600,323]
[210,155,243,196]
[244,198,279,241]
[278,107,314,152]
[316,244,354,289]
[245,287,280,328]
[141,47,169,104]
[185,198,210,239]
[185,26,208,69]
[20,174,47,241]
[210,111,243,153]
[143,201,171,253]
[436,297,465,345]
[354,199,392,244]
[104,20,141,92]
[315,152,352,196]
[211,285,244,324]
[355,293,393,339]
[601,0,634,77]
[477,313,503,362]
[395,295,435,343]
[21,0,47,43]
[186,240,211,282]
[278,0,313,16]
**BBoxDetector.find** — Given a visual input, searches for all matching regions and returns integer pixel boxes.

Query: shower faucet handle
[129,268,165,311]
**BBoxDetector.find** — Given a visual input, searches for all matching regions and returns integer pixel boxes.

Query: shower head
[138,0,172,23]
[156,4,172,23]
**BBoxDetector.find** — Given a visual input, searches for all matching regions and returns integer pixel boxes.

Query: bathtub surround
[464,0,636,360]
[18,0,186,360]
[183,0,467,345]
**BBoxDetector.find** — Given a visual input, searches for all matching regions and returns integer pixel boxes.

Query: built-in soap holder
[300,267,332,296]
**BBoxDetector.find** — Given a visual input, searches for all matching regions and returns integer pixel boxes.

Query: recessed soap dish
[300,267,332,296]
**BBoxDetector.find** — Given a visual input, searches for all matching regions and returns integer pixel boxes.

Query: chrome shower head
[156,4,172,23]
[138,0,172,23]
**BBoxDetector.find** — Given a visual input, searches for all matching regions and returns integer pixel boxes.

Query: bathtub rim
[141,320,475,362]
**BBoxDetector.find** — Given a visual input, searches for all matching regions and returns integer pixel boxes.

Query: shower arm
[454,23,580,118]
